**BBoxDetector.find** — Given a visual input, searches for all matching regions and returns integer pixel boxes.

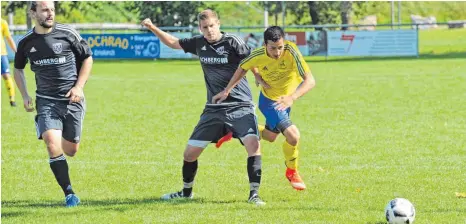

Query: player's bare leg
[43,129,79,207]
[282,125,306,190]
[243,135,266,206]
[2,73,16,107]
[258,124,279,142]
[62,139,79,157]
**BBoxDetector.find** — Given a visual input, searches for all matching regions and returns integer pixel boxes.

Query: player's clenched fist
[141,18,154,28]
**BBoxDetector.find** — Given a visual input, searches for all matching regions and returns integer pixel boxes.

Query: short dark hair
[198,9,219,21]
[30,1,38,11]
[30,1,55,12]
[264,26,284,43]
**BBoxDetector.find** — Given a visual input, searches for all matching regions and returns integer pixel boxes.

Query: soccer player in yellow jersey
[1,19,17,106]
[213,26,316,190]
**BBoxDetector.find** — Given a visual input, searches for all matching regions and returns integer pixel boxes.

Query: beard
[39,19,54,28]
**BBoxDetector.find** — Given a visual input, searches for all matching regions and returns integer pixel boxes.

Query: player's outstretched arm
[13,68,34,112]
[212,67,249,104]
[274,72,316,111]
[141,18,182,50]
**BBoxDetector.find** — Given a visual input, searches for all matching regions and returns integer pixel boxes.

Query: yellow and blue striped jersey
[240,40,310,101]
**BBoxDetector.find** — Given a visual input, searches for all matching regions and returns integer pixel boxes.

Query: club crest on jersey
[52,43,63,54]
[215,46,225,55]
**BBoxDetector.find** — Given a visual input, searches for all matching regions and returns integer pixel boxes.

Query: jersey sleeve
[68,28,92,62]
[287,42,310,78]
[229,34,250,60]
[2,20,11,37]
[178,36,198,55]
[239,47,263,71]
[14,40,28,69]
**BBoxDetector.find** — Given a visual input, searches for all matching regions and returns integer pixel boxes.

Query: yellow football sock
[258,124,265,140]
[4,77,15,101]
[283,140,299,170]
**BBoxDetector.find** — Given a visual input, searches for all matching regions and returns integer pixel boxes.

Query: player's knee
[285,127,300,146]
[66,152,76,157]
[249,139,260,151]
[262,129,279,142]
[62,141,79,157]
[183,146,202,162]
[44,140,62,157]
[183,153,193,162]
[64,146,78,157]
[42,130,64,156]
[65,151,76,157]
[183,152,198,162]
[244,136,260,156]
[287,134,300,146]
[265,134,279,142]
[45,141,60,153]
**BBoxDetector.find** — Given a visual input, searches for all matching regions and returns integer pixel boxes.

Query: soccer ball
[385,198,415,224]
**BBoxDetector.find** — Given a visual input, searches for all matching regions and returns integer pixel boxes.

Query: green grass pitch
[2,29,465,223]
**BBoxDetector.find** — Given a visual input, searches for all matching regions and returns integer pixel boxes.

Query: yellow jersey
[1,19,12,55]
[240,40,310,101]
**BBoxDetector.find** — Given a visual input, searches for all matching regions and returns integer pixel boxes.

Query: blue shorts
[1,55,10,75]
[258,92,293,133]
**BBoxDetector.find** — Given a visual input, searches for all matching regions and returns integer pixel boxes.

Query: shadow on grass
[1,196,199,209]
[2,197,341,221]
[1,211,30,218]
[305,52,466,63]
[2,200,64,208]
[365,221,386,224]
[2,197,339,210]
[1,196,254,210]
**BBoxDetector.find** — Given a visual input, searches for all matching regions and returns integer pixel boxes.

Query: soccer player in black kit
[141,9,265,205]
[14,1,93,207]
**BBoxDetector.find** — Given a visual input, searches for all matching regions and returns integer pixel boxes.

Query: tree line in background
[1,1,465,29]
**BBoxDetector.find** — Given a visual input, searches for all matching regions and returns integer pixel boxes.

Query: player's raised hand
[273,95,294,111]
[212,90,229,104]
[141,18,154,28]
[23,95,34,112]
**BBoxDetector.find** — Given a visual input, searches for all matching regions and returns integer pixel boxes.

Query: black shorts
[188,103,259,148]
[35,97,86,143]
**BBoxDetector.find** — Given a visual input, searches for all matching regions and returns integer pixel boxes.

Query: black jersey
[14,23,92,100]
[179,32,253,106]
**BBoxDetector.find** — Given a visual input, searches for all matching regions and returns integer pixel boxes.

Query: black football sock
[182,160,198,197]
[247,155,262,198]
[49,154,75,196]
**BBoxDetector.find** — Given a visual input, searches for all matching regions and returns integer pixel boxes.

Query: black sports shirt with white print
[14,23,92,100]
[179,32,253,106]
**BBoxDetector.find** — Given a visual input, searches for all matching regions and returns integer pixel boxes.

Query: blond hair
[197,9,219,21]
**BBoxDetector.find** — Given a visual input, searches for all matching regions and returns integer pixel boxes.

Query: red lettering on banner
[341,34,355,42]
[341,34,355,52]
